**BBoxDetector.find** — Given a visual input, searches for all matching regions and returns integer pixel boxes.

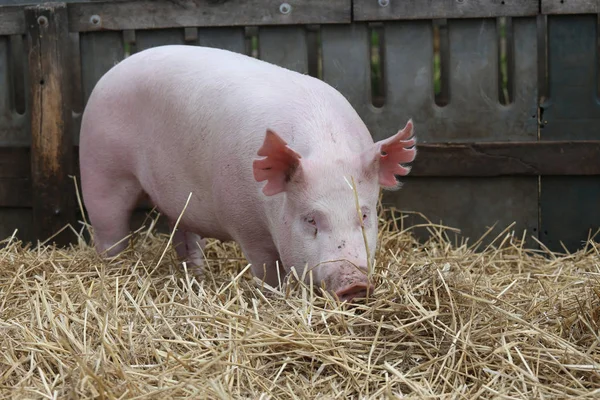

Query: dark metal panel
[540,14,600,253]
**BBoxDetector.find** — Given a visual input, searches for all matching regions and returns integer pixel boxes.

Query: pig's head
[253,120,416,302]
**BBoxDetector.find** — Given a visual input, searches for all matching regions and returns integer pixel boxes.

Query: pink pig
[79,45,416,302]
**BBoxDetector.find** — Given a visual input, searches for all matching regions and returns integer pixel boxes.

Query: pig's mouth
[334,283,375,303]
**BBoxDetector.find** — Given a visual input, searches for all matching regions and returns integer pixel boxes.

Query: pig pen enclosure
[1,0,600,398]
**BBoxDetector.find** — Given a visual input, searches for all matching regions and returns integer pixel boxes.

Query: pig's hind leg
[83,173,144,258]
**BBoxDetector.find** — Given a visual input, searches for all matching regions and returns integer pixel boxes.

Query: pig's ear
[364,119,416,189]
[253,129,302,196]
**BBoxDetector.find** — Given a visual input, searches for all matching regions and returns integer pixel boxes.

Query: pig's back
[88,44,368,154]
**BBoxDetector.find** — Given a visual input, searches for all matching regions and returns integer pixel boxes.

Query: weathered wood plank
[540,177,600,251]
[3,1,104,36]
[322,18,539,247]
[0,209,33,245]
[374,20,435,142]
[0,146,30,207]
[197,28,245,53]
[68,0,351,32]
[136,28,185,50]
[541,16,600,138]
[0,5,25,36]
[80,31,124,103]
[542,0,599,14]
[0,146,29,179]
[78,30,123,144]
[0,120,26,146]
[354,0,539,21]
[444,18,499,139]
[25,3,75,245]
[0,178,30,208]
[363,18,539,144]
[0,208,169,246]
[439,17,538,140]
[258,26,308,74]
[411,141,600,177]
[540,14,600,253]
[511,16,539,129]
[383,177,539,248]
[321,23,370,118]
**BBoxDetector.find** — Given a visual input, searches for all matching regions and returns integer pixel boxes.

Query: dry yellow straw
[1,195,599,398]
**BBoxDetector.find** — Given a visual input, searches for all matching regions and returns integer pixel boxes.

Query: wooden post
[25,2,75,246]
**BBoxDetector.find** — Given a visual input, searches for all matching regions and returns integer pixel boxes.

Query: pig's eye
[306,217,316,226]
[361,207,370,223]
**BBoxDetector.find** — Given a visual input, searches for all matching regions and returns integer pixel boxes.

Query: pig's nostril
[335,283,374,302]
[341,289,366,302]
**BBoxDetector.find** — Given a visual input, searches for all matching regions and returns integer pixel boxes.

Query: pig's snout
[322,261,374,303]
[335,282,375,303]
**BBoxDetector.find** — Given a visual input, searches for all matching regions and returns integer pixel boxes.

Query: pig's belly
[137,162,235,242]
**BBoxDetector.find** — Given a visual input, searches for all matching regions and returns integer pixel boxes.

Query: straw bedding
[1,208,599,399]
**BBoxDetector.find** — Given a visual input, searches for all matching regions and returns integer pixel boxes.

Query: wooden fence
[0,0,598,253]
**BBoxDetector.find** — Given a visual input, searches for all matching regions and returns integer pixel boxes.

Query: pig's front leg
[241,243,284,288]
[171,227,206,279]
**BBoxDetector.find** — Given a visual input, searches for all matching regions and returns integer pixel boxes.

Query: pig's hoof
[179,260,205,281]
